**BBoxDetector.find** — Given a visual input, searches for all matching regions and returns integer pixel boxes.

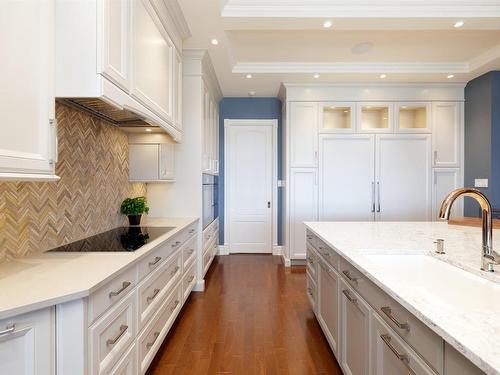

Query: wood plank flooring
[147,254,342,375]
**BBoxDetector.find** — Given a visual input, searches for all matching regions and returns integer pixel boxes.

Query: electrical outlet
[474,178,488,188]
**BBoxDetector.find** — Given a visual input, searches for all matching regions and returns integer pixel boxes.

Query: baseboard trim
[193,280,205,292]
[272,245,283,256]
[218,245,230,256]
[281,254,291,267]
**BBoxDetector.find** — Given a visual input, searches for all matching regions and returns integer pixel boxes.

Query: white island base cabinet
[0,308,55,375]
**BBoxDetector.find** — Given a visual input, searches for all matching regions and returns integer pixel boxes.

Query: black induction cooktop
[48,226,174,252]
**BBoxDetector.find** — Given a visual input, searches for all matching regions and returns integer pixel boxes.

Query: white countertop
[305,221,500,375]
[0,217,198,320]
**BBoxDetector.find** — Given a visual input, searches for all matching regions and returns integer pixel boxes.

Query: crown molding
[233,62,470,74]
[282,82,467,89]
[183,49,223,100]
[160,0,191,39]
[222,0,500,18]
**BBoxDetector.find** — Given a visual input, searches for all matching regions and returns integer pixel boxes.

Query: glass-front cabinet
[319,102,355,133]
[396,102,431,133]
[358,102,393,133]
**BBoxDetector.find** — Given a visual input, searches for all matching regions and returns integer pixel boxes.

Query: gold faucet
[439,188,500,272]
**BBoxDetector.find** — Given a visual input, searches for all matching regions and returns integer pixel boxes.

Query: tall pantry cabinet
[282,84,464,262]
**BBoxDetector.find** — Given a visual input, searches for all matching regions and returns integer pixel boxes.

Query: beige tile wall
[0,103,146,261]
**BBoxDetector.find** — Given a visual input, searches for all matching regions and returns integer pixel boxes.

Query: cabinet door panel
[98,0,130,91]
[0,0,56,178]
[340,280,370,375]
[290,169,318,259]
[129,144,159,181]
[172,49,182,130]
[432,102,461,167]
[318,261,340,358]
[376,135,432,221]
[159,143,175,180]
[290,102,318,167]
[0,308,54,375]
[131,0,172,121]
[433,168,462,220]
[319,135,375,221]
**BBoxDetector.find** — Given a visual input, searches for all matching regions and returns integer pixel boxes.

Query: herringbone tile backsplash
[0,103,146,261]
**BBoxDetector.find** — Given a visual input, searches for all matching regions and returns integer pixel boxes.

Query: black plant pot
[128,214,142,226]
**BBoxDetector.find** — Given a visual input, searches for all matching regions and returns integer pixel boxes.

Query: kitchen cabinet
[358,102,393,133]
[130,0,173,122]
[289,168,318,259]
[317,260,341,358]
[319,135,375,221]
[319,102,356,133]
[128,133,175,182]
[444,343,484,375]
[433,168,463,220]
[376,134,432,221]
[0,0,58,181]
[0,307,55,375]
[432,102,462,167]
[395,102,431,133]
[289,102,318,167]
[173,49,183,130]
[202,82,220,175]
[340,279,371,375]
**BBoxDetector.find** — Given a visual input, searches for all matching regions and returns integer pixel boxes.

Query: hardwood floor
[147,254,343,375]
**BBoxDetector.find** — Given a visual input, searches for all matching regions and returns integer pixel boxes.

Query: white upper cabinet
[319,102,356,133]
[290,102,319,167]
[130,0,173,122]
[173,49,183,130]
[395,102,431,133]
[432,102,462,167]
[0,307,55,375]
[358,102,393,133]
[98,0,130,91]
[0,0,57,181]
[128,133,175,182]
[201,82,219,175]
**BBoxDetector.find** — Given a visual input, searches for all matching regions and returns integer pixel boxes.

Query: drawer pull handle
[322,251,330,258]
[170,299,180,312]
[170,265,180,276]
[171,241,181,248]
[106,325,128,346]
[342,289,357,304]
[342,270,358,283]
[188,275,195,282]
[381,306,410,331]
[0,324,15,337]
[187,249,195,255]
[380,334,413,370]
[149,256,162,267]
[307,287,313,296]
[109,281,131,298]
[146,331,160,349]
[306,235,313,240]
[189,229,195,234]
[147,288,161,303]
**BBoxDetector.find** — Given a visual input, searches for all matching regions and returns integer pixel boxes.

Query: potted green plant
[120,196,150,226]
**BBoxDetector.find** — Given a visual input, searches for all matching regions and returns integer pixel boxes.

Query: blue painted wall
[218,97,283,245]
[464,71,500,215]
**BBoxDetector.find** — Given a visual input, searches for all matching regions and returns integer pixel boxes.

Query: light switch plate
[474,178,488,188]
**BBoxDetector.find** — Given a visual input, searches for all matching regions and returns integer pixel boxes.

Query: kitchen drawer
[339,256,444,374]
[306,244,318,280]
[182,235,196,271]
[306,230,318,250]
[176,222,198,246]
[89,291,136,375]
[203,220,218,249]
[372,313,437,375]
[138,282,182,374]
[306,271,317,312]
[137,251,182,331]
[137,237,179,281]
[203,249,214,276]
[109,342,137,375]
[316,239,340,271]
[88,265,137,325]
[182,262,196,302]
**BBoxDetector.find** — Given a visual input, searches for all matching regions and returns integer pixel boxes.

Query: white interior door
[376,134,432,221]
[319,135,375,221]
[226,120,275,253]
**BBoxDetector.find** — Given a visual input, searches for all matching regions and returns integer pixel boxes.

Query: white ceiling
[178,0,500,97]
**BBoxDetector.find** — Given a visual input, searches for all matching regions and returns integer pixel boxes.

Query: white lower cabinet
[372,314,436,375]
[317,260,340,358]
[340,280,371,375]
[109,343,137,375]
[0,308,55,375]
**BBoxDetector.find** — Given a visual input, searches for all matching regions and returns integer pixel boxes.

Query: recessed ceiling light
[447,74,455,79]
[313,74,320,78]
[248,91,256,97]
[343,110,349,113]
[330,106,336,109]
[246,74,252,79]
[401,106,407,109]
[323,20,333,28]
[211,39,219,45]
[380,74,387,79]
[145,128,152,132]
[454,21,464,28]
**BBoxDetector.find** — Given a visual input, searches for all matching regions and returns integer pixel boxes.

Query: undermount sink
[364,254,500,311]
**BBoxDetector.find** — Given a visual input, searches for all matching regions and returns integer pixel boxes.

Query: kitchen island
[305,221,500,375]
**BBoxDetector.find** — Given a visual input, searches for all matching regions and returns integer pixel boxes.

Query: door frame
[224,119,278,253]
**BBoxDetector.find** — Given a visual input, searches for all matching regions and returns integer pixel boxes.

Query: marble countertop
[0,217,198,320]
[305,221,500,375]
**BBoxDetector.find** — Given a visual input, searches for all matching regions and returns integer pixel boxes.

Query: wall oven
[202,174,218,229]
